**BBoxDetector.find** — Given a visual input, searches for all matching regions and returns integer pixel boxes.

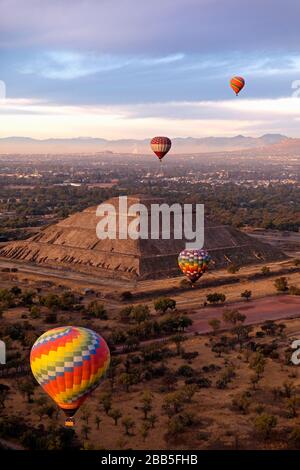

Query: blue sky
[1,0,300,139]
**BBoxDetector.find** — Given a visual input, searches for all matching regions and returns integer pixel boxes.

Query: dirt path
[188,295,300,334]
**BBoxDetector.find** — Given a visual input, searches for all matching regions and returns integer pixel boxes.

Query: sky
[1,0,300,140]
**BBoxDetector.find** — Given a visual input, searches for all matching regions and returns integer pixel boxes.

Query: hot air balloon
[230,76,245,96]
[150,136,172,161]
[30,326,110,427]
[178,249,211,286]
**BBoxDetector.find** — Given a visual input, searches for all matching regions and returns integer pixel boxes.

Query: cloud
[1,0,300,55]
[19,51,185,80]
[1,96,300,139]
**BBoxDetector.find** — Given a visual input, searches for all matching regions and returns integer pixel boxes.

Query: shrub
[254,413,277,440]
[86,301,108,319]
[177,365,195,378]
[120,291,133,301]
[44,312,57,324]
[261,266,271,275]
[289,286,300,295]
[206,293,226,304]
[227,264,240,274]
[154,298,176,314]
[274,277,289,292]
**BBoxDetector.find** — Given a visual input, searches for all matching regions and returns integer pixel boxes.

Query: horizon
[0,132,292,155]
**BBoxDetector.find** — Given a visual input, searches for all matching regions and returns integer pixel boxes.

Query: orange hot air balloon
[150,136,172,161]
[230,76,245,96]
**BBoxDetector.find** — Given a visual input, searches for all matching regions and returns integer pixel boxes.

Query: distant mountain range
[0,134,292,154]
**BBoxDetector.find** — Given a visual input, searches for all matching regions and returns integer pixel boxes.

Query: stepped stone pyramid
[0,195,285,280]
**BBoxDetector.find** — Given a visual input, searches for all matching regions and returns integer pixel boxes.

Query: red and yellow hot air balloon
[178,249,211,287]
[150,136,172,161]
[30,326,110,427]
[230,76,245,96]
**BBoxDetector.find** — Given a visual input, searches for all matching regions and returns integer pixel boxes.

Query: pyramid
[0,195,285,280]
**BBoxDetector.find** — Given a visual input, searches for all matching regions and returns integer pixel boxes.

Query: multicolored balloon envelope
[150,136,172,160]
[178,249,211,285]
[30,326,110,425]
[230,76,245,96]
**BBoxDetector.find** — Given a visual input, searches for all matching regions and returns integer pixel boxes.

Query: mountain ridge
[0,134,288,154]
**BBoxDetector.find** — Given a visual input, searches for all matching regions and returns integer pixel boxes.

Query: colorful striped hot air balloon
[178,249,211,286]
[150,136,172,161]
[230,76,245,96]
[30,326,110,427]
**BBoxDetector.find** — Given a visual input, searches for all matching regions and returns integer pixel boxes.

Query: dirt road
[189,295,300,334]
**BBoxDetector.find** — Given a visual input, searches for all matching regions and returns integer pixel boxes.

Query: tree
[274,277,289,292]
[154,298,176,314]
[94,415,102,430]
[254,413,277,440]
[282,381,295,399]
[241,290,252,301]
[122,417,135,436]
[249,352,266,379]
[289,285,300,295]
[130,305,150,324]
[148,414,157,429]
[162,373,177,392]
[118,306,133,323]
[249,352,266,390]
[21,290,35,307]
[120,291,133,301]
[60,291,76,310]
[206,293,226,305]
[261,320,281,336]
[86,301,107,320]
[167,415,186,437]
[141,390,153,420]
[163,393,184,416]
[208,318,221,335]
[107,357,121,391]
[42,293,61,311]
[118,373,135,393]
[80,406,91,424]
[110,329,127,345]
[10,286,22,296]
[233,324,252,345]
[99,392,112,415]
[289,427,300,448]
[250,373,260,391]
[0,289,15,308]
[223,309,246,326]
[124,335,140,352]
[108,408,122,425]
[171,334,186,355]
[232,392,251,415]
[140,422,151,442]
[287,397,300,418]
[261,266,271,275]
[44,312,57,324]
[227,264,240,274]
[177,315,192,331]
[18,379,35,403]
[0,383,10,408]
[81,424,91,440]
[167,412,194,439]
[216,366,236,389]
[29,305,41,319]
